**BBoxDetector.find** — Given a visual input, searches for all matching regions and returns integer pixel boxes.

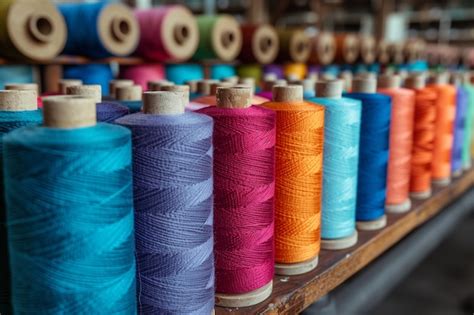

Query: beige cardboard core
[263,79,287,91]
[352,78,377,93]
[378,75,401,89]
[148,80,174,91]
[216,87,252,109]
[5,83,39,95]
[339,71,353,91]
[252,24,279,64]
[0,90,37,111]
[316,79,343,98]
[143,91,186,115]
[59,79,82,94]
[273,85,303,102]
[210,82,233,95]
[161,85,190,102]
[110,79,133,98]
[212,15,242,61]
[405,75,426,89]
[111,17,130,42]
[43,95,96,128]
[28,14,54,43]
[186,80,198,93]
[66,85,102,103]
[222,76,239,84]
[197,80,218,95]
[116,85,142,101]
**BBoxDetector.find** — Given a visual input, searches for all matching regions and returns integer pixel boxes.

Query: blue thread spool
[210,64,236,80]
[0,66,35,89]
[166,64,204,84]
[58,2,139,58]
[345,78,391,231]
[4,96,136,313]
[63,64,113,95]
[0,90,42,314]
[116,91,214,314]
[309,80,361,249]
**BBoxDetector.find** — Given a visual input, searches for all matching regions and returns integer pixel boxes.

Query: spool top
[222,76,239,84]
[109,79,133,98]
[43,95,96,128]
[98,3,140,56]
[143,91,186,115]
[310,32,336,65]
[0,90,37,111]
[148,80,174,91]
[289,30,310,62]
[252,24,279,64]
[263,73,278,81]
[197,80,218,95]
[185,80,198,93]
[216,87,252,109]
[316,79,343,98]
[352,78,376,93]
[66,85,102,103]
[116,85,142,101]
[405,74,426,89]
[161,85,191,101]
[5,83,39,95]
[377,74,401,89]
[263,79,287,91]
[239,77,255,87]
[272,85,303,102]
[210,82,233,95]
[58,79,82,94]
[212,15,243,61]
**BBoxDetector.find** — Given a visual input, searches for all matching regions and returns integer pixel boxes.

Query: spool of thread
[377,40,390,64]
[135,6,198,61]
[197,87,275,307]
[346,78,391,230]
[148,80,174,91]
[276,29,310,63]
[196,79,218,96]
[257,79,287,100]
[0,0,66,60]
[309,80,361,250]
[64,64,114,95]
[404,74,437,199]
[462,74,474,170]
[339,71,353,92]
[296,79,316,98]
[428,72,457,185]
[210,64,237,80]
[58,79,82,94]
[161,84,204,111]
[235,79,269,105]
[116,85,143,113]
[262,85,324,275]
[240,24,279,64]
[194,15,242,61]
[359,35,376,64]
[335,33,360,64]
[58,2,139,58]
[192,82,233,107]
[109,79,133,99]
[120,64,165,90]
[388,42,404,64]
[308,32,336,65]
[405,39,425,63]
[449,74,468,177]
[263,64,284,79]
[5,83,41,108]
[4,95,136,313]
[236,64,262,85]
[0,90,42,314]
[165,63,204,85]
[116,91,214,314]
[283,63,307,80]
[377,74,415,213]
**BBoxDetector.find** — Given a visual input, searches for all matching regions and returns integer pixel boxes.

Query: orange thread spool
[428,74,457,185]
[261,85,324,274]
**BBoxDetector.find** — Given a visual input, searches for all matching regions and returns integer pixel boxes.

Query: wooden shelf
[215,167,474,314]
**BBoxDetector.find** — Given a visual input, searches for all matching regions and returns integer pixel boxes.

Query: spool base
[452,169,463,178]
[410,189,432,200]
[275,255,319,276]
[357,215,387,231]
[215,280,273,307]
[432,177,451,187]
[321,231,358,250]
[385,198,411,214]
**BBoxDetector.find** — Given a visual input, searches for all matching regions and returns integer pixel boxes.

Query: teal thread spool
[4,96,136,313]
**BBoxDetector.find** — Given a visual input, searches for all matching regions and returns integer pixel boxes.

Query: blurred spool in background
[404,38,426,63]
[109,79,133,99]
[276,28,311,63]
[308,32,336,66]
[263,64,284,79]
[58,2,139,58]
[63,64,114,95]
[210,64,237,80]
[135,6,198,62]
[237,64,263,84]
[240,24,279,64]
[388,42,405,65]
[283,63,307,80]
[335,33,360,64]
[165,63,204,84]
[0,0,66,61]
[359,35,376,64]
[449,74,468,177]
[194,15,242,61]
[115,84,143,113]
[377,40,390,64]
[120,64,165,90]
[462,74,474,170]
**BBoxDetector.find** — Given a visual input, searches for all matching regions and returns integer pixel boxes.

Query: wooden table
[216,168,474,314]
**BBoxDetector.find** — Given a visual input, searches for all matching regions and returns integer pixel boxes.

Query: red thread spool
[119,64,165,90]
[334,33,360,64]
[240,24,279,64]
[308,32,336,66]
[198,87,276,307]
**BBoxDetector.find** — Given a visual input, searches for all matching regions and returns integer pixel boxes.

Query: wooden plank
[216,168,474,314]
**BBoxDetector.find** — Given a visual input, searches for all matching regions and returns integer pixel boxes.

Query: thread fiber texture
[463,83,474,169]
[198,105,276,294]
[4,123,136,314]
[0,110,42,314]
[308,96,361,239]
[96,102,130,123]
[120,64,165,90]
[452,86,468,174]
[262,100,324,264]
[116,112,214,314]
[429,84,457,180]
[409,87,437,193]
[63,64,113,95]
[344,92,391,221]
[378,87,415,205]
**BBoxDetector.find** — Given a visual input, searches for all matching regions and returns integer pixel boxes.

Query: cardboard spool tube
[109,79,133,98]
[263,73,277,81]
[378,74,401,89]
[185,80,198,93]
[210,82,233,95]
[298,79,316,93]
[43,95,96,129]
[116,85,142,101]
[222,76,239,84]
[405,74,426,89]
[251,24,279,64]
[5,0,67,60]
[316,79,343,98]
[160,6,199,61]
[98,4,140,56]
[197,80,218,95]
[272,85,303,102]
[275,256,319,276]
[5,83,39,95]
[148,80,174,91]
[212,15,243,61]
[0,90,37,111]
[377,40,390,64]
[58,79,82,94]
[352,78,377,93]
[143,91,186,115]
[161,85,190,101]
[339,71,353,91]
[321,231,358,250]
[357,214,387,231]
[215,280,273,308]
[360,35,376,64]
[66,85,102,103]
[263,79,287,91]
[309,32,336,65]
[342,34,360,64]
[289,30,311,63]
[216,87,252,109]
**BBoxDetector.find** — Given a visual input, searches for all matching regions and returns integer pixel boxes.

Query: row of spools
[0,64,473,313]
[2,0,434,66]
